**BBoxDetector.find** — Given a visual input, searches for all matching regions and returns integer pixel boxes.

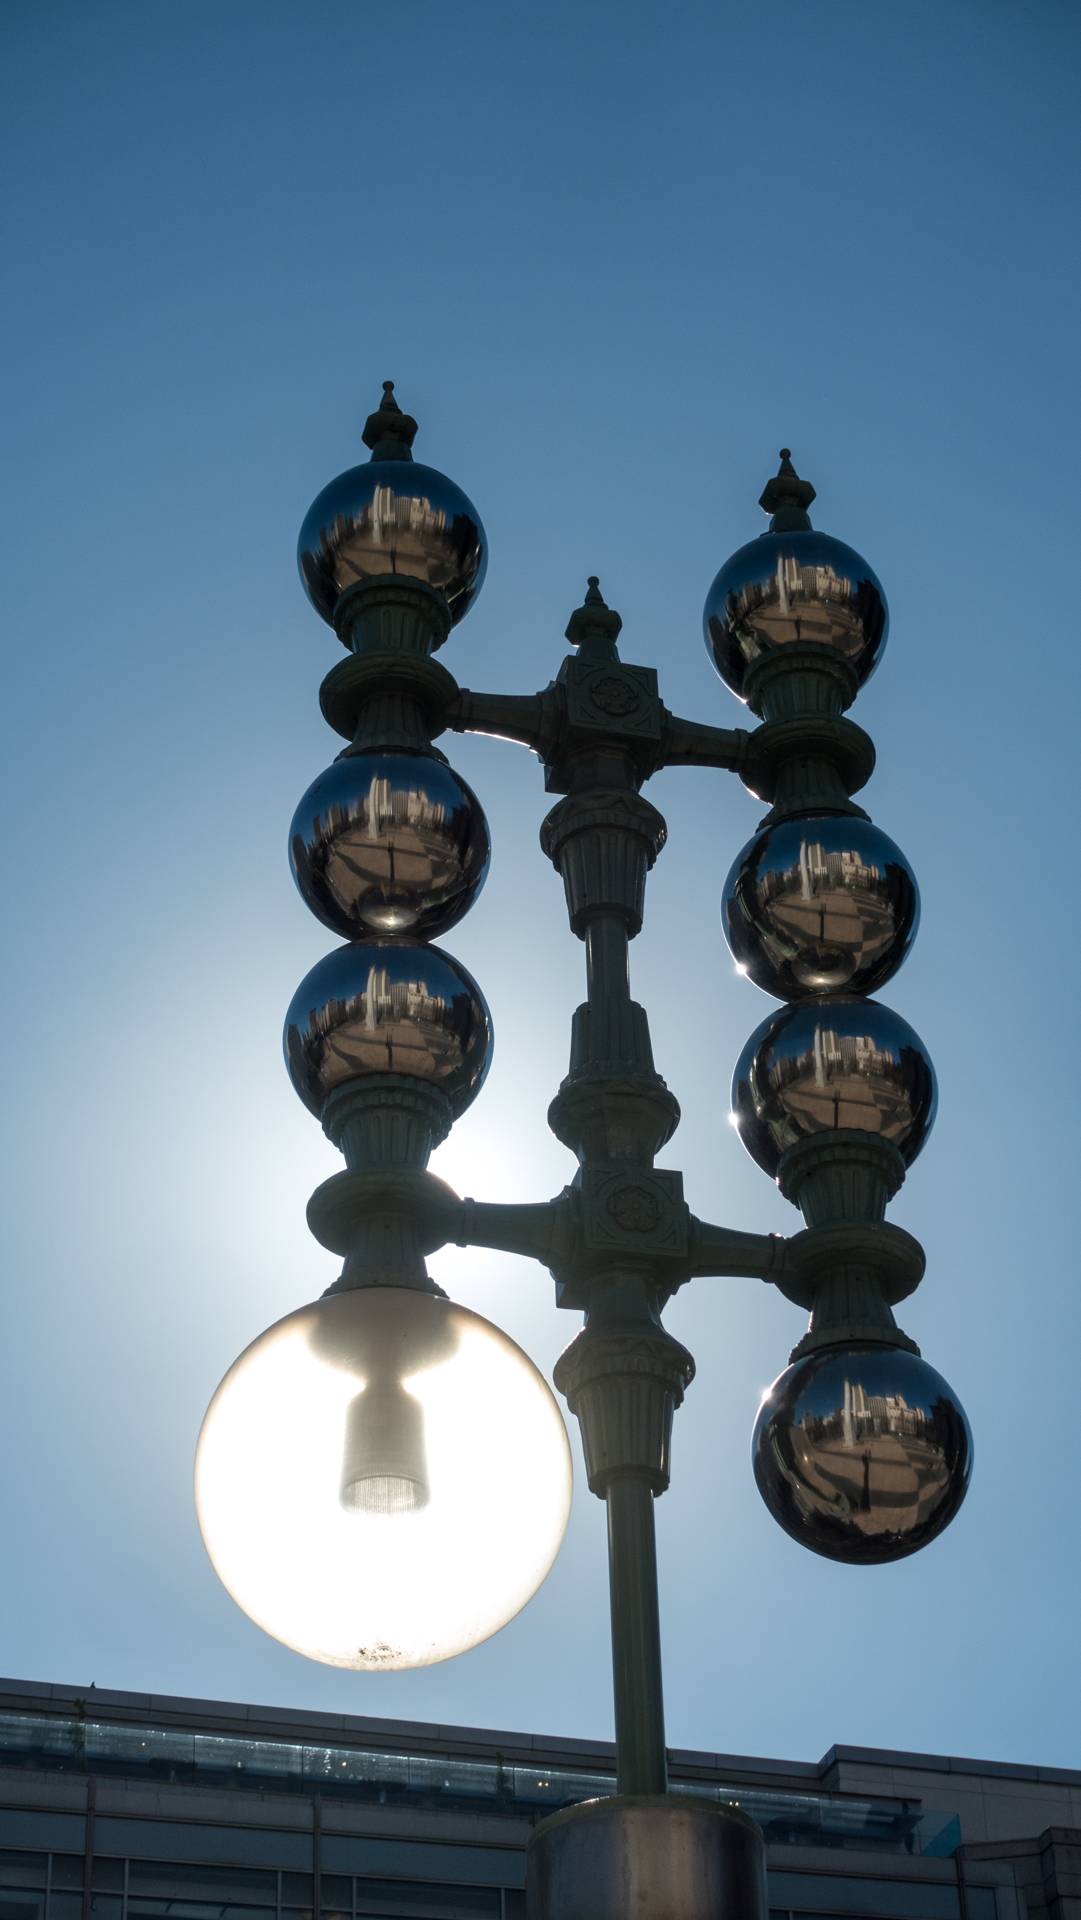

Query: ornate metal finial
[362,381,419,462]
[565,575,623,658]
[758,448,816,533]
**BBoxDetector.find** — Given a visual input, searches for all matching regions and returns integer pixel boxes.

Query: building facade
[0,1680,1078,1920]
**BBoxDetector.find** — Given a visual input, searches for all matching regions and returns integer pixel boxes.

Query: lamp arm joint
[656,712,753,774]
[685,1215,790,1279]
[453,1192,577,1267]
[445,686,563,759]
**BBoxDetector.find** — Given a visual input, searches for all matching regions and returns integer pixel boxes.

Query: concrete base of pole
[525,1795,767,1920]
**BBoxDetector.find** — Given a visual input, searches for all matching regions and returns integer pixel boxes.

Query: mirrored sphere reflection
[723,815,919,1000]
[195,1287,573,1668]
[731,996,936,1177]
[290,753,491,941]
[703,532,888,700]
[284,940,492,1119]
[752,1343,972,1563]
[298,462,487,627]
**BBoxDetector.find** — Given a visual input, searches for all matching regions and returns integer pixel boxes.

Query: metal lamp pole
[265,389,972,1920]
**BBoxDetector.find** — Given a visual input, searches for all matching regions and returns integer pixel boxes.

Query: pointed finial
[759,449,816,533]
[565,575,623,657]
[362,381,419,461]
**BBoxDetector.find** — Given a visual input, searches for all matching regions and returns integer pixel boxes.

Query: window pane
[48,1891,83,1920]
[50,1860,84,1891]
[0,1822,84,1857]
[88,1897,121,1920]
[0,1899,45,1920]
[967,1894,996,1920]
[96,1824,308,1873]
[128,1904,276,1920]
[127,1865,276,1903]
[83,1730,196,1786]
[503,1895,525,1920]
[0,1857,47,1890]
[193,1741,302,1794]
[354,1885,500,1919]
[281,1879,312,1906]
[90,1866,124,1895]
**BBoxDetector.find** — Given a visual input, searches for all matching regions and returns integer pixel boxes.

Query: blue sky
[1,0,1079,1768]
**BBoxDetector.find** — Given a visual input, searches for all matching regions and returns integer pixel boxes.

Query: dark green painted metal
[606,1477,668,1797]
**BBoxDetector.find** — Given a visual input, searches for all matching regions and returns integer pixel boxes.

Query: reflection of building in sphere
[702,532,888,699]
[283,940,491,1119]
[297,462,488,626]
[731,996,936,1177]
[752,1345,972,1563]
[312,966,453,1081]
[768,1025,906,1134]
[724,815,918,998]
[290,753,490,940]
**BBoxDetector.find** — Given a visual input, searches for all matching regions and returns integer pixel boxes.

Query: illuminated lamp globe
[752,1342,972,1564]
[195,1286,573,1669]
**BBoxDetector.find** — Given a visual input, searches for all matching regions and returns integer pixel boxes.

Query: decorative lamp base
[526,1795,767,1920]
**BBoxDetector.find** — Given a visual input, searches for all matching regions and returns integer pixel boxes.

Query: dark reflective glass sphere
[284,940,492,1119]
[703,532,888,701]
[752,1343,972,1563]
[723,815,919,1000]
[732,996,936,1177]
[289,752,491,942]
[298,462,487,627]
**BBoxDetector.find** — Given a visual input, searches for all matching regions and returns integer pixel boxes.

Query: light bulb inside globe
[339,1380,429,1516]
[195,1287,572,1670]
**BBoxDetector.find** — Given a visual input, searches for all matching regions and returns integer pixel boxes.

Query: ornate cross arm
[444,683,752,784]
[306,1153,793,1297]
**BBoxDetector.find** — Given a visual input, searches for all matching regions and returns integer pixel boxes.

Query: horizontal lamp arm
[656,713,753,774]
[454,1193,577,1265]
[444,687,562,758]
[685,1216,790,1280]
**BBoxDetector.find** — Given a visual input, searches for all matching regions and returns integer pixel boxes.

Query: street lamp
[194,387,972,1919]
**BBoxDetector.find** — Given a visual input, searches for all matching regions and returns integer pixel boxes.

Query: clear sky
[1,0,1079,1770]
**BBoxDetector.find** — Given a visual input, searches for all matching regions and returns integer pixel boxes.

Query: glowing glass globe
[194,1287,573,1669]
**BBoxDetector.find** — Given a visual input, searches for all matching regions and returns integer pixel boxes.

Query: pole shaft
[606,1475,667,1796]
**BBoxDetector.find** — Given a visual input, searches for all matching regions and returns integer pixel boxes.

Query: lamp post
[194,388,973,1920]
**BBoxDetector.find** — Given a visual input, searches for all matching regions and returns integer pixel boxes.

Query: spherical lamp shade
[195,1288,573,1669]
